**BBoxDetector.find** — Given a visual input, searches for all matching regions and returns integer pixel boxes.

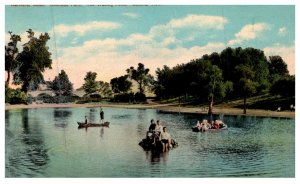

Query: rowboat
[139,132,178,152]
[77,121,110,128]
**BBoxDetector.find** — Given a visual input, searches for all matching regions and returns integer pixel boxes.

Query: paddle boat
[192,119,227,132]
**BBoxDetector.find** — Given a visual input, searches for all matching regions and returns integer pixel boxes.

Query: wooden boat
[77,121,110,128]
[192,124,228,132]
[139,133,178,152]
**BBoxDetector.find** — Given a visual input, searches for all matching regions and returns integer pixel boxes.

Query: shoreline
[5,102,295,119]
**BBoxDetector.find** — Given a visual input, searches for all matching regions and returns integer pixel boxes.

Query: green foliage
[110,75,132,93]
[134,92,146,102]
[83,71,99,95]
[270,75,295,97]
[98,81,113,98]
[5,31,21,84]
[268,56,289,84]
[126,63,153,94]
[112,92,134,103]
[13,29,52,92]
[5,84,27,104]
[51,70,73,96]
[268,56,289,76]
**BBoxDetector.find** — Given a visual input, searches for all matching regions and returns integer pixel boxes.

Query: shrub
[112,93,134,103]
[134,92,146,102]
[5,87,28,104]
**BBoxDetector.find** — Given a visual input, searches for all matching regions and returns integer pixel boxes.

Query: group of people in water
[194,119,225,132]
[84,107,105,124]
[145,119,172,152]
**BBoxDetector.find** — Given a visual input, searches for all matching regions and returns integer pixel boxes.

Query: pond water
[5,107,294,177]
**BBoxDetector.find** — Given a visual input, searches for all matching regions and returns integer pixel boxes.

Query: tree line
[5,30,294,113]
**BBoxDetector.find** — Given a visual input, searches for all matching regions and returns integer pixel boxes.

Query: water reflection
[145,151,169,164]
[6,109,49,177]
[88,109,97,123]
[5,110,10,127]
[21,109,49,168]
[53,109,72,128]
[100,127,104,138]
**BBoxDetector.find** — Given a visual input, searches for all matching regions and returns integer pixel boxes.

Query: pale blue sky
[5,5,295,88]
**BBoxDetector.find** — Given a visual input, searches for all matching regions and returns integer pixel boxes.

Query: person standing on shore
[100,107,104,123]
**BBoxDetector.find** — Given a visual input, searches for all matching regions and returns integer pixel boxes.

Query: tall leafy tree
[14,29,52,92]
[126,63,153,94]
[110,75,132,93]
[235,64,259,114]
[270,75,295,98]
[51,70,73,96]
[82,71,99,95]
[5,31,21,85]
[268,56,289,76]
[268,55,289,84]
[98,81,113,97]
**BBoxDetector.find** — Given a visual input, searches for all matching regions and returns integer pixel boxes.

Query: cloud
[53,21,122,37]
[147,14,228,45]
[169,14,228,30]
[228,23,270,46]
[278,27,287,36]
[264,44,295,75]
[123,12,139,19]
[42,14,229,89]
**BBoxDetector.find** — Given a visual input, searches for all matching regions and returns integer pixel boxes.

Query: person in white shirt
[155,120,163,133]
[160,127,171,152]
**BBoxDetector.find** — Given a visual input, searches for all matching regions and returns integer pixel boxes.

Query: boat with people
[139,136,178,152]
[77,121,110,128]
[139,119,178,152]
[192,119,228,132]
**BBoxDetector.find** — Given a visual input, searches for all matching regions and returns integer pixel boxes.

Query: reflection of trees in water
[6,109,49,177]
[88,110,96,123]
[5,110,10,127]
[53,109,72,128]
[22,109,49,173]
[145,151,169,164]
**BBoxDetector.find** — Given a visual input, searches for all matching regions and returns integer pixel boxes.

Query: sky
[5,5,295,89]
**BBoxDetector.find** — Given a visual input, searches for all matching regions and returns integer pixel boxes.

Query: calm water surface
[5,107,294,177]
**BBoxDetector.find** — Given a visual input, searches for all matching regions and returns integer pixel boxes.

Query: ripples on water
[5,108,295,177]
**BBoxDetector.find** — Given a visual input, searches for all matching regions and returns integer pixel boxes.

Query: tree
[268,56,289,84]
[235,64,259,114]
[268,56,289,76]
[5,31,21,85]
[82,71,99,95]
[98,81,113,98]
[110,75,132,93]
[13,29,52,92]
[126,63,153,94]
[270,75,295,98]
[51,70,73,96]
